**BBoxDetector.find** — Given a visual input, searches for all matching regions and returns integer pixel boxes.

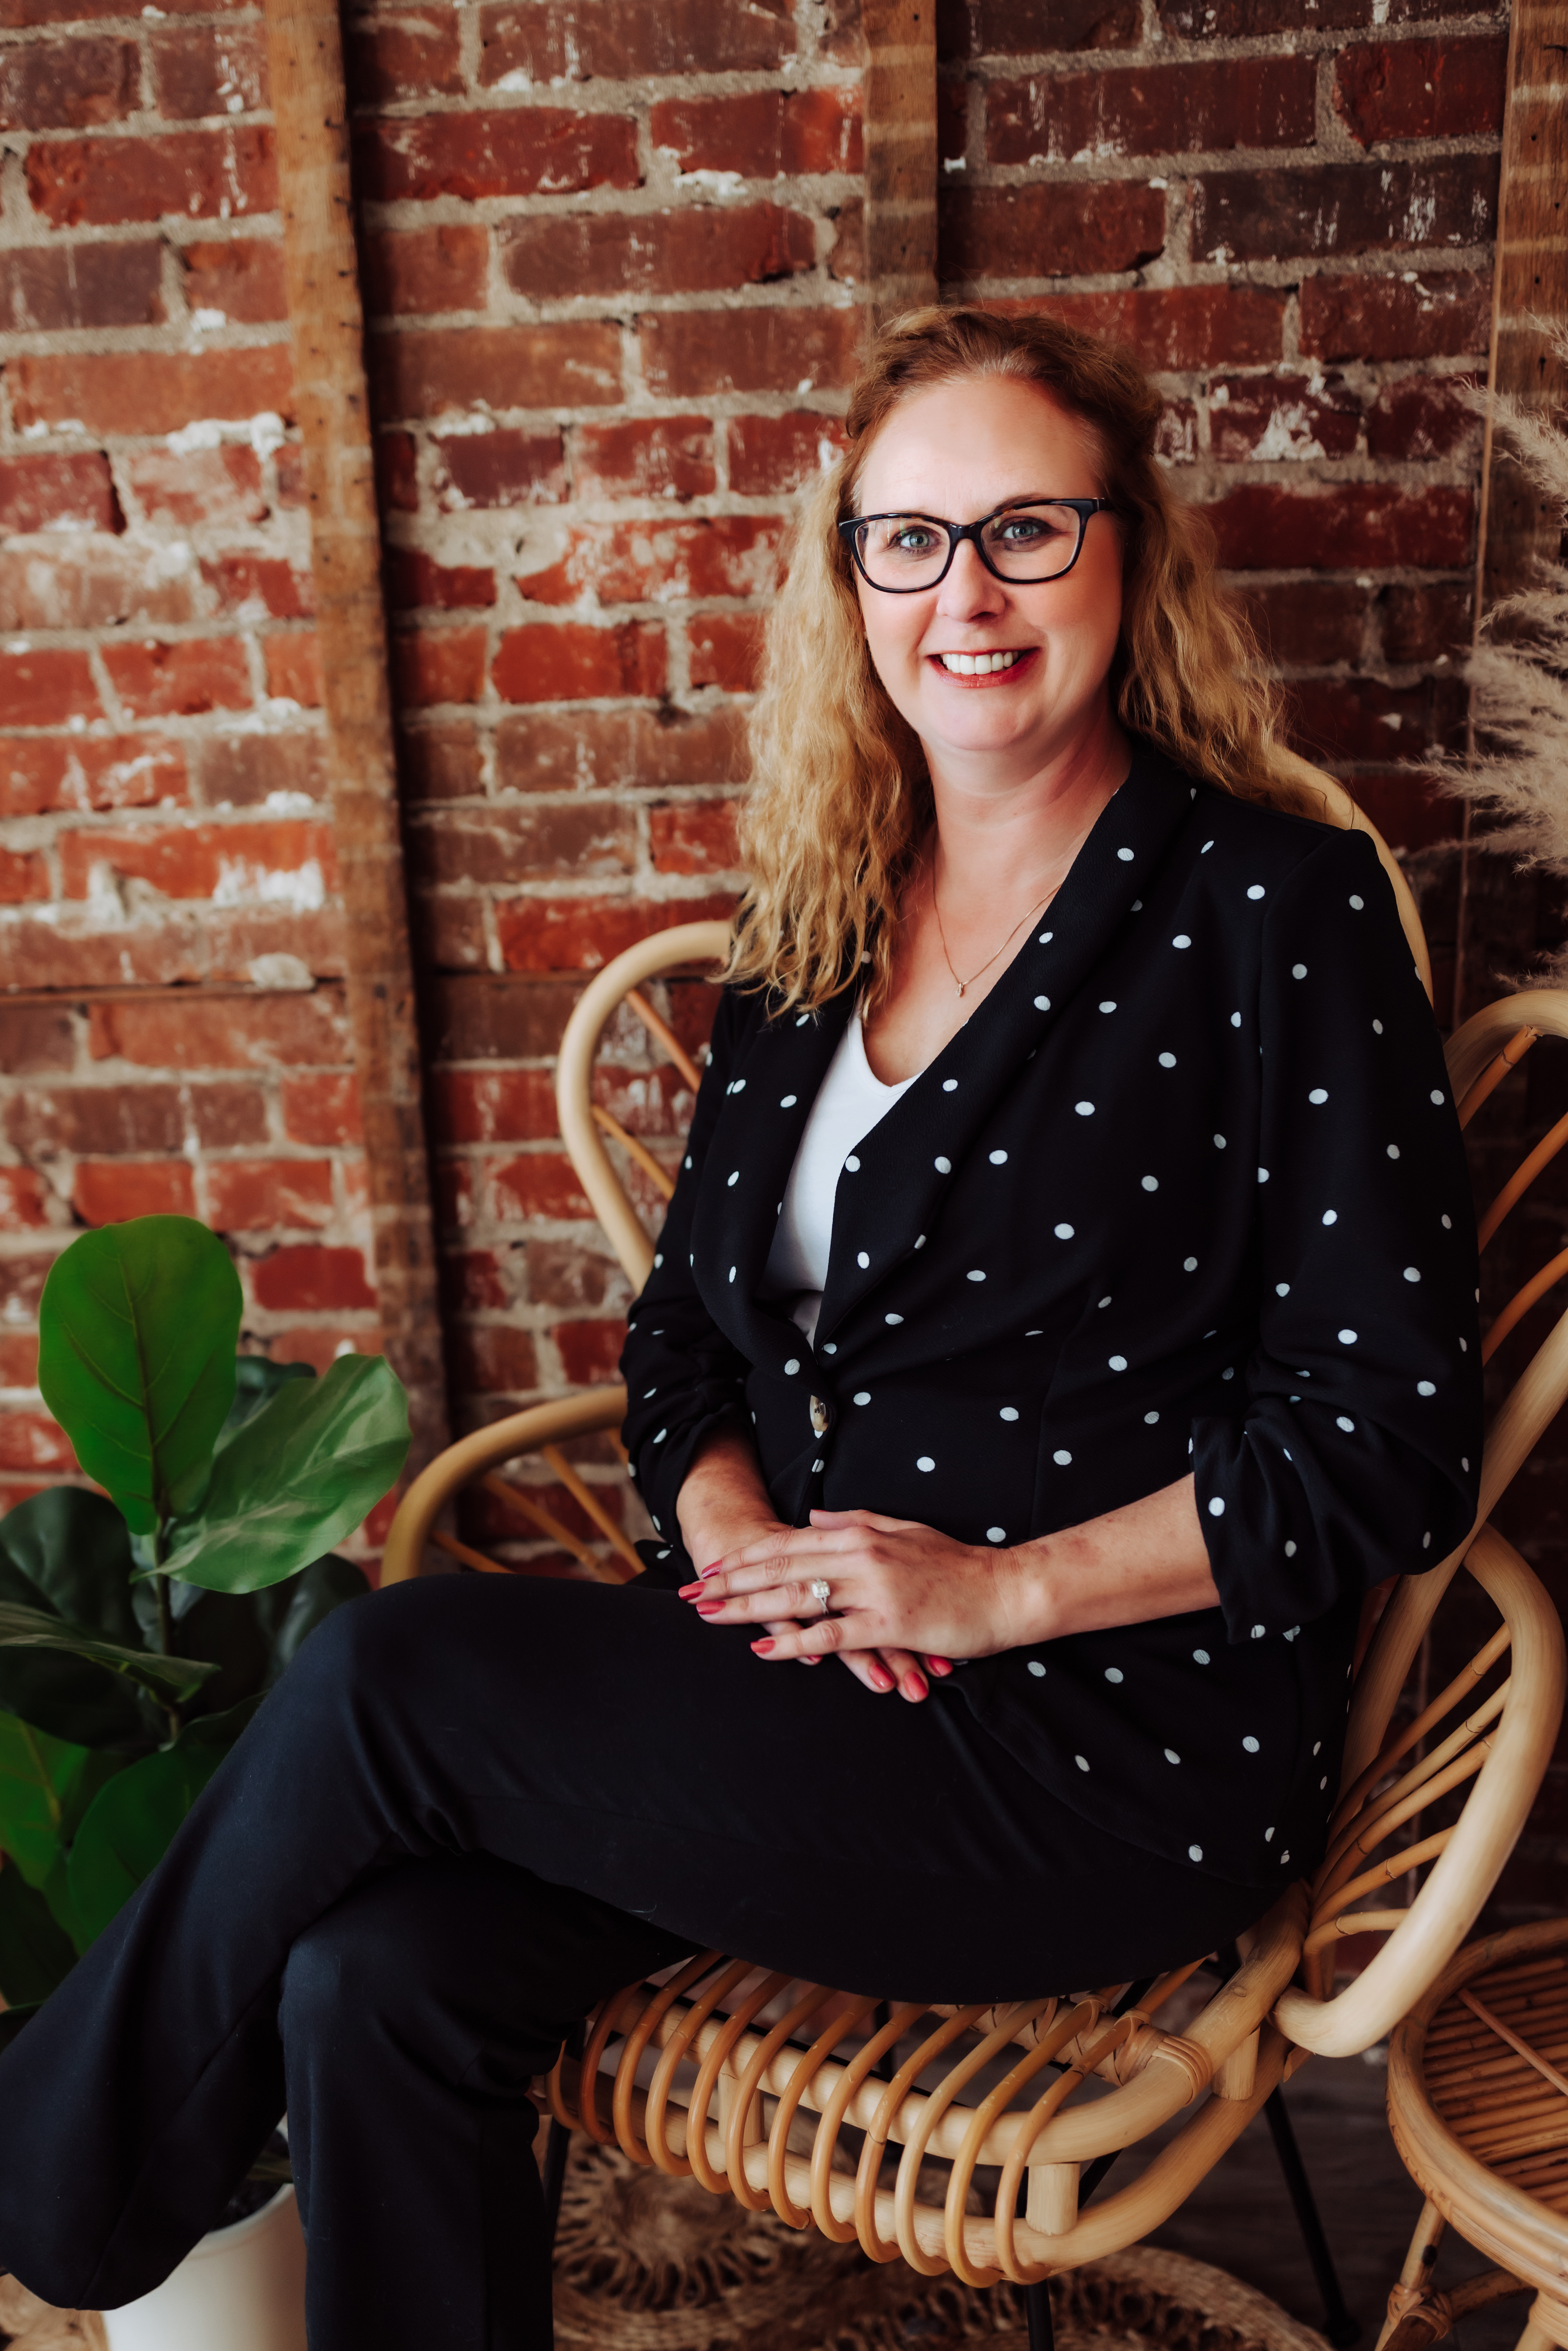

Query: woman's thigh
[306,1572,1262,1998]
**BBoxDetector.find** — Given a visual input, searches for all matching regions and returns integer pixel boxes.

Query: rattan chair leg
[1265,2087,1361,2348]
[1516,2297,1568,2351]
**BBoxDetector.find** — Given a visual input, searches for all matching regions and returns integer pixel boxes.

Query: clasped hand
[677,1508,1026,1704]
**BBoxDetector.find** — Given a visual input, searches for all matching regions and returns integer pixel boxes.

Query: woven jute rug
[0,2138,1327,2351]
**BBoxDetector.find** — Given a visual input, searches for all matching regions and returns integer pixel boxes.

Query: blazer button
[809,1395,830,1438]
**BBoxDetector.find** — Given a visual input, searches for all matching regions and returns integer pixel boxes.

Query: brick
[1366,379,1479,462]
[493,703,746,792]
[1346,771,1464,855]
[650,87,861,178]
[1005,285,1286,369]
[276,447,307,506]
[200,554,313,620]
[432,428,565,511]
[726,411,845,496]
[938,0,1139,56]
[205,1157,334,1230]
[0,241,160,332]
[1380,582,1472,666]
[0,542,196,633]
[1335,36,1507,146]
[386,549,496,612]
[375,324,621,418]
[827,200,862,285]
[0,846,48,902]
[61,817,335,903]
[1299,271,1491,364]
[687,612,764,693]
[265,635,324,707]
[987,56,1314,166]
[555,1318,628,1385]
[1160,0,1457,31]
[0,35,137,127]
[9,347,294,437]
[355,110,637,205]
[7,1081,183,1156]
[0,1414,74,1475]
[485,1150,590,1222]
[448,1324,538,1393]
[1192,159,1497,266]
[251,1244,376,1312]
[525,1238,624,1310]
[413,802,637,884]
[1285,674,1463,764]
[363,226,488,321]
[101,637,251,719]
[399,720,482,801]
[423,972,580,1061]
[0,451,119,536]
[392,627,489,708]
[492,620,666,704]
[348,10,464,102]
[0,1333,40,1383]
[1209,372,1361,464]
[500,204,816,303]
[571,418,714,503]
[431,1068,556,1144]
[516,515,784,608]
[0,1170,49,1232]
[476,0,794,81]
[185,1080,269,1148]
[639,307,861,397]
[376,432,420,515]
[494,890,733,971]
[281,1071,361,1146]
[122,444,266,527]
[192,730,326,808]
[0,647,99,727]
[27,129,276,228]
[1204,485,1472,571]
[88,991,349,1069]
[648,798,741,874]
[0,1008,73,1074]
[435,1156,474,1225]
[943,182,1166,280]
[1240,580,1371,667]
[72,1160,196,1225]
[180,237,287,326]
[441,1248,510,1315]
[0,1253,53,1327]
[150,23,267,116]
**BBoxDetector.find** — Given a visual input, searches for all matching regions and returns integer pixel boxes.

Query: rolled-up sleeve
[1193,826,1483,1643]
[619,986,752,1548]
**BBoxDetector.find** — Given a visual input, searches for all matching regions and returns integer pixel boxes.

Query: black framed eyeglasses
[838,498,1113,593]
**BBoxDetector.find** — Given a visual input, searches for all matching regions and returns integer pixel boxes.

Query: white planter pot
[101,2183,306,2351]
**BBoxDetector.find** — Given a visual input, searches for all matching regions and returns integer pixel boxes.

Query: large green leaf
[66,1699,258,1946]
[170,1553,370,1719]
[0,1489,154,1749]
[0,1603,215,1710]
[0,1715,122,1889]
[0,1859,76,2006]
[222,1355,314,1441]
[154,1355,409,1595]
[37,1218,242,1536]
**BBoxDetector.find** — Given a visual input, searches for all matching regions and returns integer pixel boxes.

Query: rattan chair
[1377,1919,1568,2351]
[383,786,1566,2351]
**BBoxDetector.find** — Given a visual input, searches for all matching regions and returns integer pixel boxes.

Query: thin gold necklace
[930,868,1058,999]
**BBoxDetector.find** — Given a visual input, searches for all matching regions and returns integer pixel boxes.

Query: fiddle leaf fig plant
[0,1215,410,2045]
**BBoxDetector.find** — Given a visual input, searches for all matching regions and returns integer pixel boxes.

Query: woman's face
[850,375,1124,781]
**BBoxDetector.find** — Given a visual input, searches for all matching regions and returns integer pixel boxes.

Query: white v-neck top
[761,1012,918,1341]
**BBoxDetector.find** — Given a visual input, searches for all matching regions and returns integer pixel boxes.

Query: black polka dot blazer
[621,742,1484,1889]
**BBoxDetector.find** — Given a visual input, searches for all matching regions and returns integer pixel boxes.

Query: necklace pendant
[955,982,966,998]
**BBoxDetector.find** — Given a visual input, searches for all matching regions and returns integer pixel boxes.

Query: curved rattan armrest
[555,919,733,1288]
[381,1389,630,1586]
[1269,748,1432,1003]
[1273,1526,1566,2058]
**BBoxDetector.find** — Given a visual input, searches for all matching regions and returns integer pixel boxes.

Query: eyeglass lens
[855,504,1086,588]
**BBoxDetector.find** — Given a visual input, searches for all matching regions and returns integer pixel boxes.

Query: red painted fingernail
[904,1673,928,1701]
[700,1562,724,1578]
[869,1666,893,1691]
[927,1657,953,1676]
[694,1600,724,1618]
[751,1638,776,1655]
[678,1582,704,1599]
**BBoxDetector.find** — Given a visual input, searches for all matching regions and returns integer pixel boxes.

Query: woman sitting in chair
[0,307,1483,2350]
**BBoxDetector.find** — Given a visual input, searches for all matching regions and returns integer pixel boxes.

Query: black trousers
[0,1573,1263,2347]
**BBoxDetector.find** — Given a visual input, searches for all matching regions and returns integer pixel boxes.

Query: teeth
[939,650,1019,675]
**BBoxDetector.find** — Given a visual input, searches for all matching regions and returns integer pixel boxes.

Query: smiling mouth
[931,648,1034,677]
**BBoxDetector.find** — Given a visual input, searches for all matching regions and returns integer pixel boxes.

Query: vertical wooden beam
[863,0,938,322]
[1454,0,1568,1021]
[260,0,450,1473]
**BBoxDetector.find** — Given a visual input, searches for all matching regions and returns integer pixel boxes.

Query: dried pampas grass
[1429,328,1568,889]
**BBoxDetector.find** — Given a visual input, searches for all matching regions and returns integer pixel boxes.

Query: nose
[933,535,1007,621]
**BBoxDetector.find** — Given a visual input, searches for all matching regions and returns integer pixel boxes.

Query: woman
[0,308,1481,2350]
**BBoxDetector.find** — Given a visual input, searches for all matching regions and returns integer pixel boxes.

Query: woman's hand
[679,1507,1028,1702]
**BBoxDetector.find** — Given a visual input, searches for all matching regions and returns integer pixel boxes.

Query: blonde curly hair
[727,304,1308,1015]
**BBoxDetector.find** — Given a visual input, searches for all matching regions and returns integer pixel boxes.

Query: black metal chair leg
[1263,2086,1361,2348]
[1025,2278,1055,2351]
[541,2114,571,2252]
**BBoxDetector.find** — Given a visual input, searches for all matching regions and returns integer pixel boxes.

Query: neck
[924,699,1132,909]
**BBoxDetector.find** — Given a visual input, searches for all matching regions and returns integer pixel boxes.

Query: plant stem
[151,1523,180,1743]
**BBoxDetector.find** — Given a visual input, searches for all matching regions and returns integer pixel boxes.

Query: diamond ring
[809,1578,832,1614]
